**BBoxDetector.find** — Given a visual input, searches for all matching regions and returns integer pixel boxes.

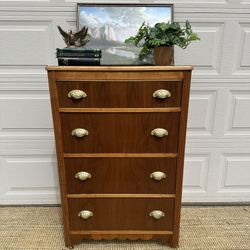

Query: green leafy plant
[125,21,200,59]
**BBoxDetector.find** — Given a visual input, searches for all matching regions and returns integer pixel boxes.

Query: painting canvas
[77,4,173,65]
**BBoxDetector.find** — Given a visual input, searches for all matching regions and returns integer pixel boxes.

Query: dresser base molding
[69,232,173,248]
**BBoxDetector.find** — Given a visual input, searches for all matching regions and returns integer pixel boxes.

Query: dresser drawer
[60,113,180,153]
[65,157,176,194]
[68,198,174,231]
[57,81,182,108]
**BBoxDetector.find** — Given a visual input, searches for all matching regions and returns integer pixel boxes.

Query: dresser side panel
[172,70,192,247]
[47,70,72,247]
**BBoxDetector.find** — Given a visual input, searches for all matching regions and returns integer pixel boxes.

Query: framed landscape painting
[77,4,173,65]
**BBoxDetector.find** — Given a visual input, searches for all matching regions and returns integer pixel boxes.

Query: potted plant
[125,21,200,65]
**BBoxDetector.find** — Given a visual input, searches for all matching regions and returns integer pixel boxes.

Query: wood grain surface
[60,112,180,153]
[68,198,174,231]
[65,157,177,194]
[172,71,192,247]
[57,80,182,108]
[47,66,192,248]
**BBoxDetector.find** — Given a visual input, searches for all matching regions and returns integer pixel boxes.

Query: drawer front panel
[57,81,182,108]
[68,198,174,231]
[65,157,177,194]
[61,113,180,153]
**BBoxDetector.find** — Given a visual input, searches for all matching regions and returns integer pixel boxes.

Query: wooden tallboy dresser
[46,66,192,248]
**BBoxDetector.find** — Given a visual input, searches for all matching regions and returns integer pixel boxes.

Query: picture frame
[77,3,173,65]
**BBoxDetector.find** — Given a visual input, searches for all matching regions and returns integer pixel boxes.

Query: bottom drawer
[68,198,174,231]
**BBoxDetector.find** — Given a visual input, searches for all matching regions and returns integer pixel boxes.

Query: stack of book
[56,48,102,66]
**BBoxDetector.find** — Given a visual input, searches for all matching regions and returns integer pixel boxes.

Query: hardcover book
[58,57,100,66]
[56,48,102,58]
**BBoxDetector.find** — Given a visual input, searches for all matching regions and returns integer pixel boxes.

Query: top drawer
[56,81,182,108]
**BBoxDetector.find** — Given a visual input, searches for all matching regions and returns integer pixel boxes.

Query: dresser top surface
[46,65,193,72]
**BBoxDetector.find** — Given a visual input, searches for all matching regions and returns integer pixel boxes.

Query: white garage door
[0,0,249,204]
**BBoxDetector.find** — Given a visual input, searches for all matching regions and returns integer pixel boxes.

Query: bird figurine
[57,26,91,47]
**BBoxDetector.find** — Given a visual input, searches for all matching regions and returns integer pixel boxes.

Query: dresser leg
[171,238,179,248]
[65,238,74,249]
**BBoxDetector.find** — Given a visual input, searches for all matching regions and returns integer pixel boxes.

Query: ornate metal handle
[71,128,89,138]
[78,210,93,220]
[151,128,168,138]
[75,171,91,181]
[68,89,87,99]
[153,89,171,99]
[150,171,166,181]
[150,210,165,220]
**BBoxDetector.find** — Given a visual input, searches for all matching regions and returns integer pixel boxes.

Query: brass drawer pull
[151,128,168,138]
[68,89,87,99]
[75,171,91,181]
[150,171,166,181]
[71,128,89,138]
[78,210,93,220]
[153,89,171,99]
[150,210,165,220]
